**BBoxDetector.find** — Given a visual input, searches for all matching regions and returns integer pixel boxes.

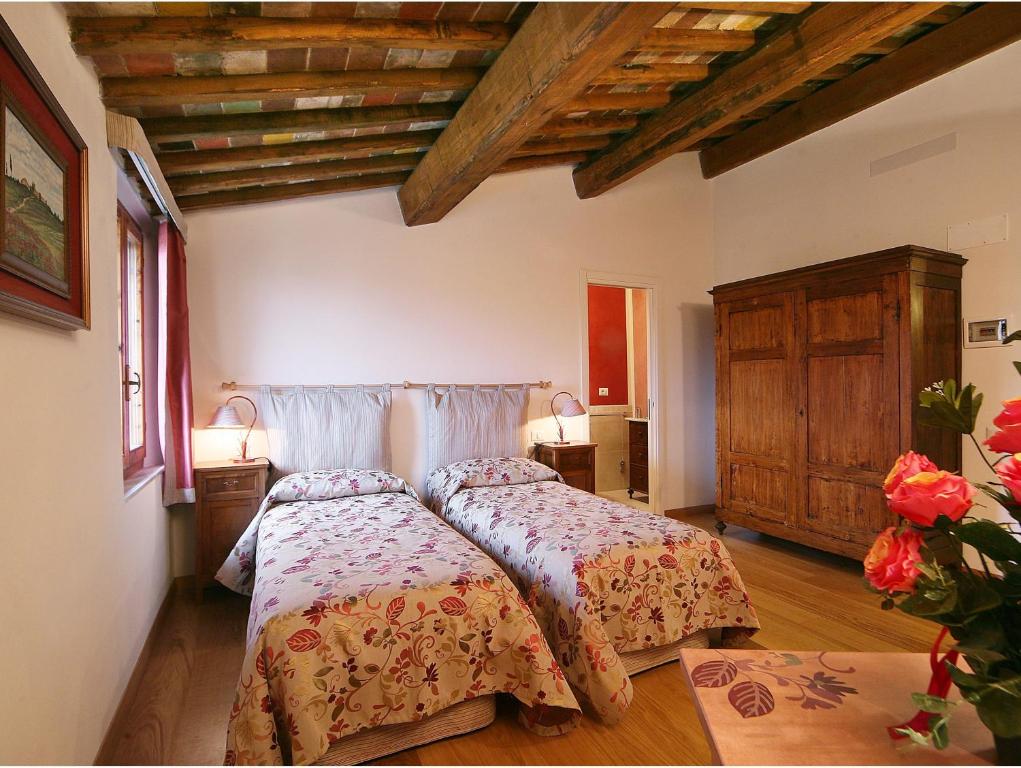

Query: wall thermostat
[964,317,1011,348]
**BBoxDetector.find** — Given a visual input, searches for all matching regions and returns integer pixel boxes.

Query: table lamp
[551,391,586,444]
[208,395,257,463]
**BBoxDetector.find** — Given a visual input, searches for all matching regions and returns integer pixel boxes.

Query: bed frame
[619,629,713,676]
[315,695,496,765]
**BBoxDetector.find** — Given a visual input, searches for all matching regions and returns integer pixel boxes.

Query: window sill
[124,465,165,500]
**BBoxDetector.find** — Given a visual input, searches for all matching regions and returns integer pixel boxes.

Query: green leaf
[894,727,933,748]
[1013,361,1021,378]
[931,717,951,750]
[1003,330,1021,345]
[973,676,1021,738]
[955,520,1021,562]
[911,693,957,714]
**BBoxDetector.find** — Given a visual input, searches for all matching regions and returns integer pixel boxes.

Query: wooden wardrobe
[713,245,965,558]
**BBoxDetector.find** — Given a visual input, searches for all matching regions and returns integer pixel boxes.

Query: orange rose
[996,454,1021,503]
[887,471,975,527]
[883,451,938,495]
[985,397,1021,454]
[864,527,924,594]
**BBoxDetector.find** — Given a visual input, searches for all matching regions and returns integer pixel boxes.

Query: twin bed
[217,385,759,765]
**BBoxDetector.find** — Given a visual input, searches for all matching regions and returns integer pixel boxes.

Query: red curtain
[160,221,195,505]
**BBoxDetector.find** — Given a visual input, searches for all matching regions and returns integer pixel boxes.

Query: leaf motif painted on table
[286,628,322,652]
[386,596,405,622]
[624,555,635,574]
[439,596,468,616]
[657,553,678,569]
[728,680,775,718]
[690,659,738,688]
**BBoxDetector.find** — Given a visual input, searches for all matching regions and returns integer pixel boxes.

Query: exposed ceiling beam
[700,4,1021,178]
[397,2,672,226]
[561,92,672,113]
[141,102,459,141]
[158,129,443,175]
[636,27,756,52]
[498,152,590,174]
[101,68,483,108]
[591,63,709,86]
[572,2,941,199]
[70,16,512,55]
[537,115,640,137]
[176,171,413,211]
[517,135,612,157]
[672,2,811,14]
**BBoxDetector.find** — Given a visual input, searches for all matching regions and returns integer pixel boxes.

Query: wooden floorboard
[106,510,934,765]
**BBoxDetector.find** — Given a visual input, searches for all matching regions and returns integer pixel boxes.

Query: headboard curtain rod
[221,380,552,392]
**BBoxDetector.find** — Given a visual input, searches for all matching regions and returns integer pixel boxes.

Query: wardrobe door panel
[718,294,796,526]
[798,275,899,544]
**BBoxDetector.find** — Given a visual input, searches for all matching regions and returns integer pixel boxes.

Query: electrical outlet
[598,387,609,397]
[530,430,544,442]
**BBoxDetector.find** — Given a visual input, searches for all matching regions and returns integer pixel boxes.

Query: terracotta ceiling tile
[437,2,480,22]
[88,53,128,76]
[261,1,312,16]
[347,47,388,70]
[267,48,310,72]
[354,2,400,19]
[398,2,442,20]
[122,52,176,76]
[193,137,232,150]
[308,2,357,17]
[221,50,269,74]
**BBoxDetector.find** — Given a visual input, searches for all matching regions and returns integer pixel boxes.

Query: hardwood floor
[101,511,936,765]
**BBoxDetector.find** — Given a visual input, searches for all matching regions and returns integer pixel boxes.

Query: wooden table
[679,649,995,765]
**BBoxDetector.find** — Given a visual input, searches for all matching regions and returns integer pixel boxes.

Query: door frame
[579,270,662,514]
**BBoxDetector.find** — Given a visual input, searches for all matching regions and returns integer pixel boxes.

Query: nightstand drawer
[202,471,260,498]
[556,448,593,473]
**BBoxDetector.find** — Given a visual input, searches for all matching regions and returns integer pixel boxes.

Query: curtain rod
[221,380,552,391]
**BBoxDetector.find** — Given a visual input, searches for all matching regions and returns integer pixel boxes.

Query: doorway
[582,274,659,514]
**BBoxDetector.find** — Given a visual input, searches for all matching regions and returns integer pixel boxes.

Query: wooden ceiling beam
[672,2,811,14]
[169,154,421,196]
[561,91,672,113]
[176,171,413,211]
[538,115,640,137]
[700,4,1021,178]
[71,16,512,55]
[158,129,442,176]
[101,68,483,108]
[498,152,590,174]
[141,102,459,141]
[397,2,672,226]
[591,63,709,86]
[636,27,756,52]
[516,135,612,156]
[572,3,941,199]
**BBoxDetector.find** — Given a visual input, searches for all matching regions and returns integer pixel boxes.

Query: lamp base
[546,441,572,445]
[231,457,257,464]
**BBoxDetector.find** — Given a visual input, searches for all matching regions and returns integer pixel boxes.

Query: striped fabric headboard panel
[425,385,529,472]
[258,385,392,482]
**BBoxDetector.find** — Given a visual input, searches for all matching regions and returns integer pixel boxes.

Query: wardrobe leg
[715,520,727,535]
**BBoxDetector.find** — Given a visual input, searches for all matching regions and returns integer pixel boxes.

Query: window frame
[118,203,146,478]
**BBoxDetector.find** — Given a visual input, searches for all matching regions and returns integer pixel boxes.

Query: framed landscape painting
[0,17,88,330]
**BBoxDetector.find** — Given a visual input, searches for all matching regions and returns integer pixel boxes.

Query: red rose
[883,451,938,495]
[864,527,924,594]
[985,397,1021,454]
[887,470,975,526]
[995,454,1021,503]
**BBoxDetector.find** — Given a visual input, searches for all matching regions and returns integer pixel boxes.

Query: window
[119,205,146,476]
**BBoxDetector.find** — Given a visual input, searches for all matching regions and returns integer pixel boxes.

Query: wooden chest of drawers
[194,458,269,599]
[628,419,649,499]
[536,442,597,494]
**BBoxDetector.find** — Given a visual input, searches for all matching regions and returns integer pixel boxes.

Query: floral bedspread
[216,469,581,765]
[426,458,760,724]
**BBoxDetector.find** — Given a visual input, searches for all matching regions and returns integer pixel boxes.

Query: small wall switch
[530,430,544,442]
[598,387,609,396]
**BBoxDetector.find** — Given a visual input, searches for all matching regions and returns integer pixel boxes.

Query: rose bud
[986,397,1021,454]
[887,470,975,526]
[864,527,924,594]
[883,451,939,496]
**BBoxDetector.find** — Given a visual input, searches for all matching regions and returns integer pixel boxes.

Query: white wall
[0,5,172,763]
[713,41,1021,522]
[182,155,715,574]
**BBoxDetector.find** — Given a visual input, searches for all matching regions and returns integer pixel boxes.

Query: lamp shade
[559,398,586,418]
[208,404,245,428]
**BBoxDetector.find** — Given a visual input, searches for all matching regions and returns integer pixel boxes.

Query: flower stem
[967,432,1000,476]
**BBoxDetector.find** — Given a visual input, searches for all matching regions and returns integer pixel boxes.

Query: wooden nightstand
[536,442,597,494]
[194,458,269,599]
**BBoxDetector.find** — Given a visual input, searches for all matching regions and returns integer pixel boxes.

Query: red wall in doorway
[587,284,628,406]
